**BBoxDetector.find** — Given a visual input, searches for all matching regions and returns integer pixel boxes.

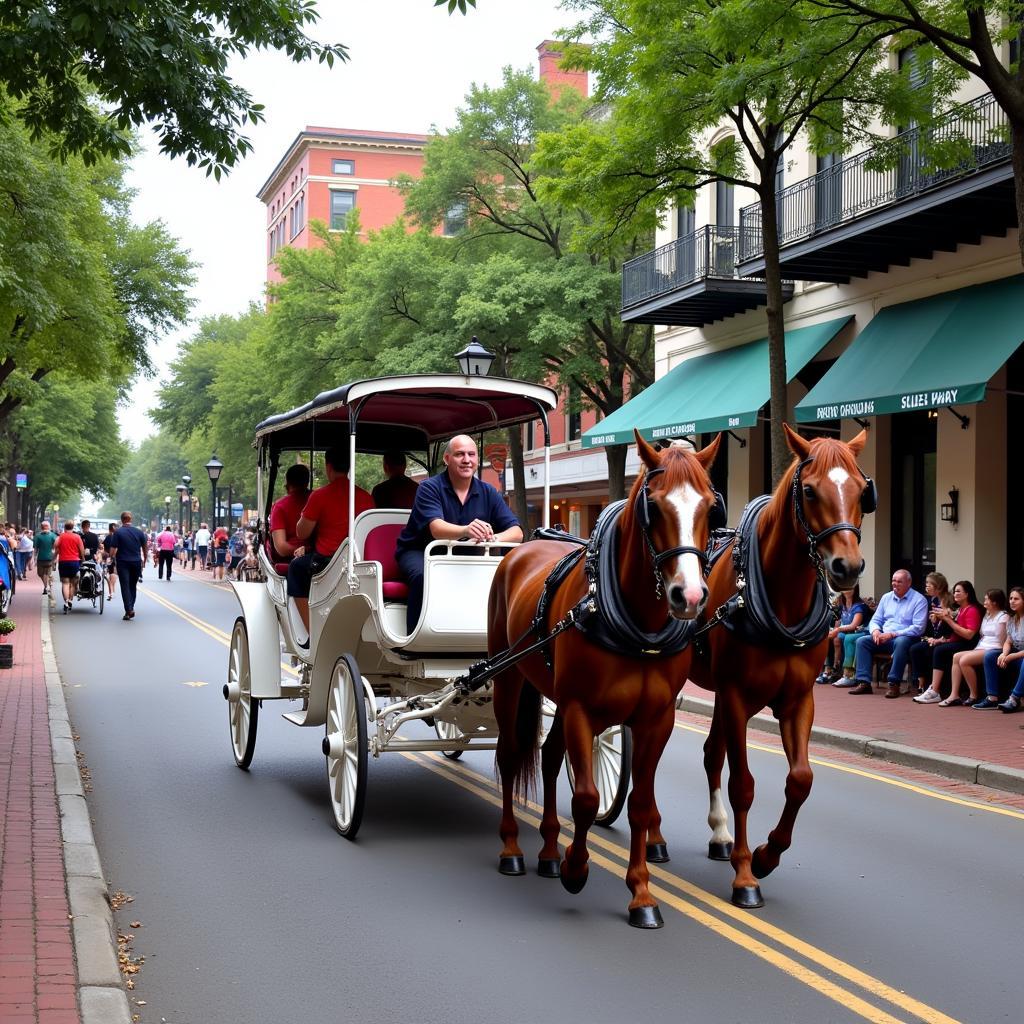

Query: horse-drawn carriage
[223,374,630,839]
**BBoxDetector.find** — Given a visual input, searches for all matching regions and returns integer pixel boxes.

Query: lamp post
[205,455,223,531]
[181,474,193,533]
[164,496,171,527]
[175,484,187,530]
[454,336,495,377]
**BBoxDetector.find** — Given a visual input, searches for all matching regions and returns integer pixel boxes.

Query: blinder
[860,476,877,516]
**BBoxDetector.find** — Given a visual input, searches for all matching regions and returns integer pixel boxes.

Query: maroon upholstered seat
[363,524,409,601]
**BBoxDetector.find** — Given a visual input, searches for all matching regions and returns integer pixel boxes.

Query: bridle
[791,456,876,579]
[636,467,711,600]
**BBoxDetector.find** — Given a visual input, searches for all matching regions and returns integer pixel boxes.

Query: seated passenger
[287,447,373,643]
[371,450,419,509]
[394,434,522,635]
[270,464,310,562]
[911,579,981,703]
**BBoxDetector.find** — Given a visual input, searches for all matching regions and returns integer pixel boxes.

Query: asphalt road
[53,569,1021,1024]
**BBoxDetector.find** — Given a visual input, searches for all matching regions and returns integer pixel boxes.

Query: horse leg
[721,693,763,908]
[537,708,565,878]
[703,698,734,861]
[625,710,675,928]
[751,691,814,880]
[645,799,670,864]
[559,702,598,895]
[494,672,528,876]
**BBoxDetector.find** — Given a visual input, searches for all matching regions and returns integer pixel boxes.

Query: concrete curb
[678,694,1024,796]
[40,597,133,1024]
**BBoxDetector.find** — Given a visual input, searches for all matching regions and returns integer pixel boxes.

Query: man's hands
[461,519,496,542]
[872,630,895,644]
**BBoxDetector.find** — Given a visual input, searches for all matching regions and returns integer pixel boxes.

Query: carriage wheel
[323,654,367,839]
[434,719,464,760]
[565,725,632,827]
[98,586,104,615]
[225,617,259,769]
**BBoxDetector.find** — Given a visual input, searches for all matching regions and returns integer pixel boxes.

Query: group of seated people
[268,435,523,644]
[816,569,1024,712]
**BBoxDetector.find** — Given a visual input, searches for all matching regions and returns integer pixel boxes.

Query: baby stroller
[74,559,104,614]
[0,534,14,616]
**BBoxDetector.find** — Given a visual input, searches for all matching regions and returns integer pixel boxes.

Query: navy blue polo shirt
[111,525,147,564]
[395,472,518,556]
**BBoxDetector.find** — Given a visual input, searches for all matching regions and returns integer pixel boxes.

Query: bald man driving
[394,434,522,635]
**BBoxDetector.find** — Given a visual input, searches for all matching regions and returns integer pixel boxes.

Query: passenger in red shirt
[269,464,310,562]
[286,446,373,641]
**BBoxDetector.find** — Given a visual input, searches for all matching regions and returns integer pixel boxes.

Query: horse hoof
[646,842,670,863]
[708,841,733,861]
[537,858,561,878]
[731,885,765,909]
[559,860,588,895]
[751,845,777,879]
[628,905,664,929]
[499,855,526,876]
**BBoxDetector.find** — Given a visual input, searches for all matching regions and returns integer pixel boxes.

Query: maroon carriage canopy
[253,374,559,453]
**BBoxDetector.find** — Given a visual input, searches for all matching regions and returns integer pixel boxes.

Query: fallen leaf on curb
[130,921,142,928]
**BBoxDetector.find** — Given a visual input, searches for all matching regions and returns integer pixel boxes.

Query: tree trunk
[506,426,530,531]
[606,443,628,502]
[759,171,791,488]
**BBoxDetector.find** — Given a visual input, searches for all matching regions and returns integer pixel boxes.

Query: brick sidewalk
[0,592,79,1024]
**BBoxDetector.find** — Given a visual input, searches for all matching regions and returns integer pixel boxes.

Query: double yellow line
[407,750,960,1024]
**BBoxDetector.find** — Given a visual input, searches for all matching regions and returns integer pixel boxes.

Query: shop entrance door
[891,411,937,585]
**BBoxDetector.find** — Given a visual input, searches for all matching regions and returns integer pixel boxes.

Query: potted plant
[0,618,15,668]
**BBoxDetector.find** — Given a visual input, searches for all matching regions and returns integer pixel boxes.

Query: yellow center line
[673,720,1024,820]
[407,751,960,1024]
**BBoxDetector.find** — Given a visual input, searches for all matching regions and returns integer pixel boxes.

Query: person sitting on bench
[394,434,522,635]
[270,463,311,562]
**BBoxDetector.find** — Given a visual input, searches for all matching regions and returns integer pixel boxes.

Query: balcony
[736,92,1016,282]
[621,225,793,326]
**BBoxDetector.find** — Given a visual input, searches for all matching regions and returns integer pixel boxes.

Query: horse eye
[803,485,815,500]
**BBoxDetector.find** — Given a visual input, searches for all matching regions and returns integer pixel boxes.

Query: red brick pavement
[0,593,80,1024]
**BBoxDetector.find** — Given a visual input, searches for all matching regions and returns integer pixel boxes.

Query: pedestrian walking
[54,521,86,612]
[102,523,118,600]
[212,525,229,581]
[33,520,57,595]
[16,527,33,580]
[195,523,210,569]
[156,525,176,581]
[109,512,149,620]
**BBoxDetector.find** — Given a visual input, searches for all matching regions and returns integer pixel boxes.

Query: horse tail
[511,681,541,801]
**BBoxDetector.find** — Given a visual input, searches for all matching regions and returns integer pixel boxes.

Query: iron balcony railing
[737,91,1012,262]
[622,225,750,308]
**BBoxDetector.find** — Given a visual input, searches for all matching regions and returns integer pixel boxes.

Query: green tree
[402,66,655,499]
[814,1,1024,268]
[100,431,190,527]
[0,1,348,177]
[544,0,943,483]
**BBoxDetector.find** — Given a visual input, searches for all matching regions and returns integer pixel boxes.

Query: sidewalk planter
[0,617,15,667]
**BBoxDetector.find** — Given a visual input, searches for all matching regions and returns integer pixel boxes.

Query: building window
[333,159,355,175]
[290,195,304,240]
[676,204,694,238]
[330,190,356,229]
[715,181,735,228]
[568,407,581,442]
[443,201,467,236]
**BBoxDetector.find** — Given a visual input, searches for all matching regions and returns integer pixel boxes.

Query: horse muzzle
[668,581,708,620]
[825,555,865,592]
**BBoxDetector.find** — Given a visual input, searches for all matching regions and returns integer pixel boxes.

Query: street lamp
[175,484,186,527]
[205,454,223,530]
[181,474,194,532]
[454,336,495,377]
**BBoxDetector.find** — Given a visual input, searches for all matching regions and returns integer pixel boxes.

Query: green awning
[582,316,851,448]
[796,276,1024,423]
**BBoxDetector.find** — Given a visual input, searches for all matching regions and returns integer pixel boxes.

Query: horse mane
[759,436,861,536]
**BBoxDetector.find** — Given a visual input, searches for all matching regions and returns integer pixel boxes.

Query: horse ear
[634,429,661,470]
[694,432,721,470]
[846,428,868,456]
[783,422,811,460]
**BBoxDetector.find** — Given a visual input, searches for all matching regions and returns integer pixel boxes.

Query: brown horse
[488,432,720,928]
[689,424,871,908]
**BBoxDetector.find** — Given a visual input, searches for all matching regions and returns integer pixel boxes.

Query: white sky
[119,0,574,445]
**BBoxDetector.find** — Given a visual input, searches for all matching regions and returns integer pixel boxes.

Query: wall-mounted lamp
[940,487,959,525]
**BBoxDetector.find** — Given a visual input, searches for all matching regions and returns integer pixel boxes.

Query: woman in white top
[948,589,1008,707]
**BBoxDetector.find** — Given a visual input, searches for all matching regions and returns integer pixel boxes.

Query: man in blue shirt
[849,569,928,698]
[395,434,522,635]
[109,511,149,620]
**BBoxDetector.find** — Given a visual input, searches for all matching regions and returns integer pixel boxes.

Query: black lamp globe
[455,336,495,377]
[181,473,192,487]
[205,455,223,483]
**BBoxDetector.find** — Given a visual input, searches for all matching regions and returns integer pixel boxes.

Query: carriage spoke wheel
[434,719,464,760]
[97,583,104,614]
[566,726,632,827]
[225,618,258,769]
[323,654,367,839]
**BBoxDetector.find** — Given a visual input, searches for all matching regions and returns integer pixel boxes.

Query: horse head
[783,423,871,591]
[632,430,722,620]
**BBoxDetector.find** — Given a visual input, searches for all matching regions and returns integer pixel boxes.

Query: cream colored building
[587,56,1021,599]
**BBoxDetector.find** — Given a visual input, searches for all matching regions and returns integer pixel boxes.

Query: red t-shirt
[55,532,84,562]
[269,492,308,552]
[955,604,982,636]
[301,476,374,557]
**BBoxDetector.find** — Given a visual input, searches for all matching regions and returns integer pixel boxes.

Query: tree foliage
[0,1,348,177]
